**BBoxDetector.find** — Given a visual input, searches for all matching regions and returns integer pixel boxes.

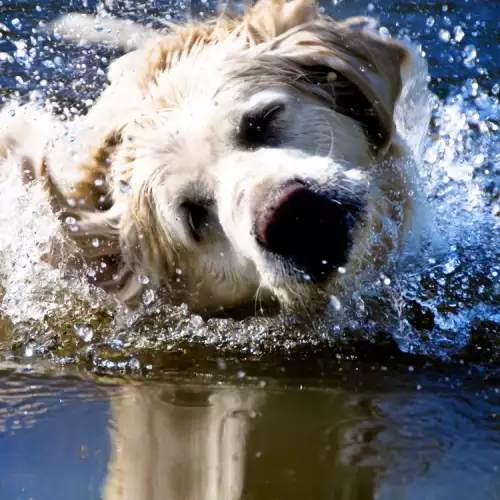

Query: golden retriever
[0,0,430,318]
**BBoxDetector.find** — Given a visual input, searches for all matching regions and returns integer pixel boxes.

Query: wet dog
[0,0,430,318]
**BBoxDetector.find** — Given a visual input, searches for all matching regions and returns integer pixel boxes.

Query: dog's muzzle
[254,180,362,282]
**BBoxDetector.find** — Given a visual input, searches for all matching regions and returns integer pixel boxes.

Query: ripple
[0,365,117,434]
[0,0,498,374]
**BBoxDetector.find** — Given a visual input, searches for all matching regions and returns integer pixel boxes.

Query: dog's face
[72,16,413,317]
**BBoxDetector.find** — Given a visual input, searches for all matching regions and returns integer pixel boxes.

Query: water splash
[0,152,117,347]
[0,2,498,373]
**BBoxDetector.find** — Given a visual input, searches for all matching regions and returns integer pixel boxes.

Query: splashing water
[0,1,498,373]
[0,155,76,324]
[0,152,117,332]
[393,85,500,357]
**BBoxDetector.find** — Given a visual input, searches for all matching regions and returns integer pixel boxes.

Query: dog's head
[66,0,414,317]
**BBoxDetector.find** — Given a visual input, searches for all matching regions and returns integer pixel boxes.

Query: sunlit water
[0,1,499,498]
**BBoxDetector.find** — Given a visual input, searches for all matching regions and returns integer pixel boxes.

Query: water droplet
[454,25,465,42]
[91,238,100,248]
[338,266,346,274]
[383,277,391,285]
[378,26,390,37]
[426,16,435,28]
[175,268,183,275]
[128,357,141,371]
[73,324,93,342]
[8,109,16,117]
[463,45,477,69]
[139,275,149,285]
[236,370,246,379]
[94,178,104,187]
[119,180,132,194]
[142,289,155,305]
[329,295,342,311]
[474,93,490,110]
[439,29,451,43]
[11,18,22,30]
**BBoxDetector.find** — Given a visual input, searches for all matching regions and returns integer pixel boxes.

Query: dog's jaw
[215,147,374,308]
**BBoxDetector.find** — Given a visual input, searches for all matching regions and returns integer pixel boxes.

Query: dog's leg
[0,103,56,180]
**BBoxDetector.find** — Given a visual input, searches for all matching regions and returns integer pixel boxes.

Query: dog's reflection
[103,384,378,500]
[103,385,256,500]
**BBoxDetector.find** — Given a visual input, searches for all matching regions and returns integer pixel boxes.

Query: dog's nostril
[254,181,361,281]
[181,201,210,242]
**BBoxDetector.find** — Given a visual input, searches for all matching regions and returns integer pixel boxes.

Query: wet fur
[0,0,430,318]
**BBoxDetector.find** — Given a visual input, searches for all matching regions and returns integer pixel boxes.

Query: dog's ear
[232,0,319,43]
[263,18,410,155]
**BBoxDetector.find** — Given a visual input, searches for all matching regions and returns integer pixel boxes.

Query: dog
[0,0,431,319]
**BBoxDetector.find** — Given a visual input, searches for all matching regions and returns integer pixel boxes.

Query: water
[2,364,500,499]
[0,0,499,498]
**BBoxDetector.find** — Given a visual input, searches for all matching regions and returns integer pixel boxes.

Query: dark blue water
[0,0,498,362]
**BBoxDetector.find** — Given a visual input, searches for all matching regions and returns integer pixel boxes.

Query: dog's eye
[236,102,285,149]
[181,201,210,242]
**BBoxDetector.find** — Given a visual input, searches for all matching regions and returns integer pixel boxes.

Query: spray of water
[0,4,498,372]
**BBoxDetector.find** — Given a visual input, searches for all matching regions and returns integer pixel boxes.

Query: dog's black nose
[254,181,361,282]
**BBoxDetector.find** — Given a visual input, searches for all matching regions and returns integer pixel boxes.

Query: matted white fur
[0,0,431,318]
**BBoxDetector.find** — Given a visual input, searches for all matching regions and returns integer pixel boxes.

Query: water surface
[2,364,500,500]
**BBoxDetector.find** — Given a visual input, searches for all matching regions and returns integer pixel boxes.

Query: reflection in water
[2,370,500,499]
[101,379,500,500]
[0,0,498,371]
[240,389,379,500]
[103,385,257,500]
[103,384,379,500]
